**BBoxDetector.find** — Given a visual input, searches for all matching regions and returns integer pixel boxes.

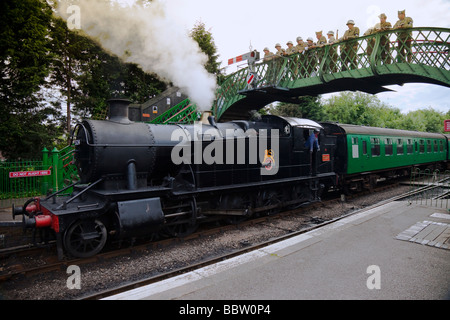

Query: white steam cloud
[57,0,217,111]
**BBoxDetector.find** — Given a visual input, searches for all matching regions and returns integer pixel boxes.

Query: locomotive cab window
[371,138,380,157]
[385,138,393,156]
[397,139,404,155]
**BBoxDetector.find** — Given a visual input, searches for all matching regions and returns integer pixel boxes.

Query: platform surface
[105,200,450,300]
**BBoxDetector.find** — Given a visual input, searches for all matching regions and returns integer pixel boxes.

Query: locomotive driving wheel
[64,219,107,258]
[161,199,198,238]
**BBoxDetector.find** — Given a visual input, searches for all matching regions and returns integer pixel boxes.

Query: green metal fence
[0,159,46,200]
[0,146,79,206]
[150,98,201,124]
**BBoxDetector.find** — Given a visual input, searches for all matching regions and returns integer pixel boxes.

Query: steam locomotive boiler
[13,99,336,259]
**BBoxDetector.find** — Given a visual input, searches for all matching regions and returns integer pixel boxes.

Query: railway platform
[104,200,450,300]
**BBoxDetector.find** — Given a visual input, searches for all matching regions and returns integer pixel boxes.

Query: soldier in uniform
[313,31,327,47]
[364,27,376,60]
[340,20,360,70]
[263,47,275,62]
[295,37,307,77]
[274,43,286,57]
[295,37,307,53]
[327,30,336,44]
[315,31,327,67]
[284,41,299,76]
[263,47,276,85]
[304,37,317,76]
[327,31,338,73]
[273,43,286,84]
[284,41,298,56]
[377,13,393,64]
[393,10,414,63]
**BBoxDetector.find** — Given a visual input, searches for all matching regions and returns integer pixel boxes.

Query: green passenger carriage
[321,122,448,191]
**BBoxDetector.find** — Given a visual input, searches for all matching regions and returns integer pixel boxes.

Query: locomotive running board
[202,197,317,216]
[172,172,337,196]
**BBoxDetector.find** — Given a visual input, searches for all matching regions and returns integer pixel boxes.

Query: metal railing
[408,168,450,209]
[213,27,450,120]
[0,146,79,207]
[149,98,201,124]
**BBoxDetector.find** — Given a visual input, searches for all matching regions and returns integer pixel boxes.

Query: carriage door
[361,138,369,170]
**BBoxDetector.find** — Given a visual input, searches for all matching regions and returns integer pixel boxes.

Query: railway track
[83,182,424,300]
[1,178,446,299]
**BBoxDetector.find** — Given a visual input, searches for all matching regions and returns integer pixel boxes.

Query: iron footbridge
[213,27,450,121]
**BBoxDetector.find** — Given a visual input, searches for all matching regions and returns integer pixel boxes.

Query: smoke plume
[56,0,217,111]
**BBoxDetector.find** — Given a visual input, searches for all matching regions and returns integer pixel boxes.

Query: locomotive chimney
[108,98,132,124]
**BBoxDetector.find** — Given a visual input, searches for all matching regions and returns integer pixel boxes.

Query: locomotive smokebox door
[117,198,164,238]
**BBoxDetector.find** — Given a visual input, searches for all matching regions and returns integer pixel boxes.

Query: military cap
[346,19,355,25]
[307,37,313,41]
[275,43,281,47]
[263,47,270,51]
[379,13,387,19]
[286,41,293,45]
[315,31,323,35]
[296,36,303,41]
[327,30,334,35]
[398,10,405,14]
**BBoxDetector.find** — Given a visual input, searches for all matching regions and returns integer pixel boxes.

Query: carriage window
[397,139,404,155]
[427,140,432,153]
[385,138,393,156]
[419,140,425,154]
[351,137,359,158]
[433,140,438,152]
[362,141,367,155]
[371,138,380,157]
[407,139,413,154]
[440,141,444,152]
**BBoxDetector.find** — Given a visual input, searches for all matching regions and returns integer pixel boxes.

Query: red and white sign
[445,120,450,132]
[247,74,255,85]
[9,170,51,178]
[228,55,244,65]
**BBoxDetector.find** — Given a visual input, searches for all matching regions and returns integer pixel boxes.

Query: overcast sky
[118,0,450,114]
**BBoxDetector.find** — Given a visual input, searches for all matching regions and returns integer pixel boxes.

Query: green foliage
[0,0,62,160]
[268,96,325,121]
[189,21,224,82]
[397,108,447,133]
[320,92,447,133]
[270,91,447,134]
[0,0,167,159]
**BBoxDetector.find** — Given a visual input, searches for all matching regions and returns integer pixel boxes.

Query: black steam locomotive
[13,99,336,259]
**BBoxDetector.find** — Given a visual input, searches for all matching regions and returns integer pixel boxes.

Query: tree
[321,91,447,133]
[0,0,63,159]
[398,108,447,133]
[321,91,401,127]
[269,96,325,121]
[189,21,223,82]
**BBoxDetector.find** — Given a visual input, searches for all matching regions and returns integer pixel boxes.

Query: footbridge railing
[213,27,450,121]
